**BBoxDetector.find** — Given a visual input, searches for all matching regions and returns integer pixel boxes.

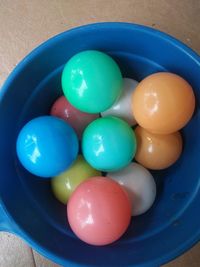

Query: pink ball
[67,176,131,246]
[50,96,99,139]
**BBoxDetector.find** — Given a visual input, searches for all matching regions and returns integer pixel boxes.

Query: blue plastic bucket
[0,22,200,267]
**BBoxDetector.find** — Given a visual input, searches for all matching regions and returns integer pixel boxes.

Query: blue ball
[16,116,79,177]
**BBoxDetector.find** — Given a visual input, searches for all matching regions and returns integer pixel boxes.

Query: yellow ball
[51,155,101,204]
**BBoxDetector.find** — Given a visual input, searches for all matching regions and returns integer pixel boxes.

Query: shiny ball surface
[102,78,138,125]
[135,126,183,170]
[62,50,123,113]
[108,162,156,216]
[16,116,78,177]
[132,72,195,134]
[50,96,98,139]
[51,155,100,204]
[82,116,137,172]
[67,176,131,245]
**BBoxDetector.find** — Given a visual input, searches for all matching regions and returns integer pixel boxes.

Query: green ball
[82,116,137,172]
[62,50,123,113]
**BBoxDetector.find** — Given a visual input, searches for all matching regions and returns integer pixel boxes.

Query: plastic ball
[132,72,195,134]
[62,50,123,113]
[108,162,156,216]
[101,78,138,125]
[16,116,78,177]
[50,96,99,139]
[82,116,137,172]
[51,155,101,204]
[135,126,183,170]
[67,176,131,246]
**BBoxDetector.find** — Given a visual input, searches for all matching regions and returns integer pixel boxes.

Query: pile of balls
[16,50,195,246]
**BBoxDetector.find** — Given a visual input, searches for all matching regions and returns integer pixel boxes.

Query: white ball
[107,162,156,216]
[101,78,138,126]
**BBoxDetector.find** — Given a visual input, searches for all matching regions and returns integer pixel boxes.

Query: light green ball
[62,50,123,113]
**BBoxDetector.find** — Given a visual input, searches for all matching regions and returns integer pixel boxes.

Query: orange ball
[135,126,183,170]
[132,72,195,134]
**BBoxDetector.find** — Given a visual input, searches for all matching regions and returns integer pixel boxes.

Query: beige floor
[0,0,200,266]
